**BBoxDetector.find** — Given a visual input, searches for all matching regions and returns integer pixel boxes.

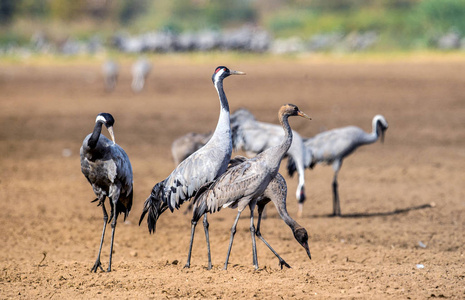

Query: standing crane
[185,104,311,270]
[139,66,245,233]
[288,115,389,216]
[131,58,152,92]
[80,113,133,272]
[102,60,119,92]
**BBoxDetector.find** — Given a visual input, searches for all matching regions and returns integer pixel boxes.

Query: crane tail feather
[139,182,168,234]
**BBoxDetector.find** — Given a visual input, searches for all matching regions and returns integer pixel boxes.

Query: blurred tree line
[0,0,149,24]
[0,0,255,27]
[0,0,465,50]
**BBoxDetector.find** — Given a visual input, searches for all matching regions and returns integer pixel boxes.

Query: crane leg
[332,174,341,216]
[296,163,306,218]
[255,205,291,269]
[224,211,242,270]
[249,205,259,270]
[91,199,107,272]
[184,218,198,269]
[107,199,119,272]
[203,214,212,270]
[297,185,305,218]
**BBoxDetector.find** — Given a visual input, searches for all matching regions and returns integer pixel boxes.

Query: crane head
[96,113,116,144]
[212,66,246,84]
[280,104,311,120]
[373,115,388,143]
[293,227,312,260]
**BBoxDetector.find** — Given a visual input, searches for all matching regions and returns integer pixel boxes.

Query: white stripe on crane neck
[213,68,226,85]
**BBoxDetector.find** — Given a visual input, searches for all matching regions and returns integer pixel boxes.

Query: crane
[131,58,152,92]
[80,113,133,272]
[139,66,245,233]
[102,60,119,92]
[185,104,311,270]
[288,114,389,216]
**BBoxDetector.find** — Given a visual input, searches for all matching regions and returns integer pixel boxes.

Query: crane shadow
[307,203,435,219]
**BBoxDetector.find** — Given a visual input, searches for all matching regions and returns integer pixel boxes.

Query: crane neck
[362,119,382,144]
[260,112,293,173]
[210,77,231,142]
[277,113,293,159]
[214,78,230,113]
[88,121,104,149]
[270,181,301,233]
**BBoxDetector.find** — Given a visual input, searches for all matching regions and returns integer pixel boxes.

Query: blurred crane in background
[102,60,119,92]
[131,58,152,92]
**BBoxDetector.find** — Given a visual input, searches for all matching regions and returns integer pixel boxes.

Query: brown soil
[0,57,464,299]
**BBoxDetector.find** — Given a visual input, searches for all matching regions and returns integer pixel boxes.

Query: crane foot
[91,260,104,273]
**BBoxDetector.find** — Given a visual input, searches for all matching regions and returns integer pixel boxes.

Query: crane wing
[195,160,266,213]
[164,143,231,211]
[110,144,134,197]
[305,126,364,163]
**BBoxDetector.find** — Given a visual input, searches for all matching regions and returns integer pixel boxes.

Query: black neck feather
[88,122,103,149]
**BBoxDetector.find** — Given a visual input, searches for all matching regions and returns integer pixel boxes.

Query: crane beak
[230,70,246,75]
[380,128,387,144]
[302,241,312,260]
[107,126,116,144]
[297,111,312,120]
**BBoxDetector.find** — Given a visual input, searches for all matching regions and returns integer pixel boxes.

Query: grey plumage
[186,104,311,270]
[171,131,212,166]
[102,60,119,92]
[230,107,309,216]
[290,114,388,216]
[80,112,133,272]
[170,107,310,217]
[131,58,152,92]
[254,172,312,268]
[139,66,245,234]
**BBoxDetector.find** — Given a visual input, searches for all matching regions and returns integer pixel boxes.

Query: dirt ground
[0,56,464,299]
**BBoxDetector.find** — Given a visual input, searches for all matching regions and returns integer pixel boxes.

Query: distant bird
[80,113,133,272]
[102,60,119,92]
[289,115,388,216]
[139,66,245,234]
[186,104,311,270]
[171,131,212,166]
[131,58,152,92]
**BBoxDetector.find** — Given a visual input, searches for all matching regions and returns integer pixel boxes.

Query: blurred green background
[0,0,464,53]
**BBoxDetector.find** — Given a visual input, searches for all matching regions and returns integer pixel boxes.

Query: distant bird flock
[82,65,388,272]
